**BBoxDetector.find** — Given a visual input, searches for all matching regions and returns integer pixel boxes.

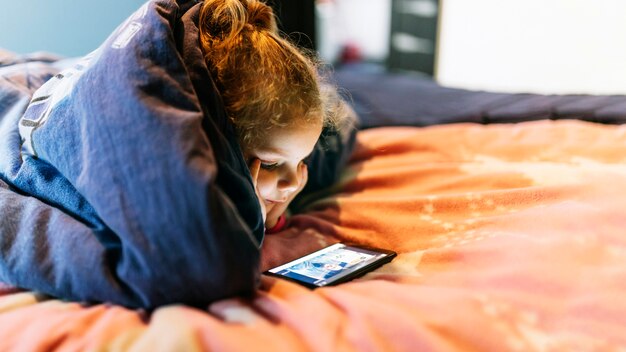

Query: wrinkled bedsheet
[1,119,626,351]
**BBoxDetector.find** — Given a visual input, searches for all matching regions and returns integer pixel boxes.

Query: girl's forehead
[254,121,322,158]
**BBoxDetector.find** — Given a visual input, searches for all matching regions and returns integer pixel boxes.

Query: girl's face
[245,121,322,215]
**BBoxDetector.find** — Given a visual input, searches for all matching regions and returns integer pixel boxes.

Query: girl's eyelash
[258,155,311,171]
[260,162,279,171]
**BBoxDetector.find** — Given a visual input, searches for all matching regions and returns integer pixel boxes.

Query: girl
[199,0,353,232]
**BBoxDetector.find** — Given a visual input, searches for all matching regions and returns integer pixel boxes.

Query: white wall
[0,0,146,57]
[2,0,391,64]
[316,0,391,63]
[437,0,626,94]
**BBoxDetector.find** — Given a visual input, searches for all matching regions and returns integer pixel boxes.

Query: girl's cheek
[256,171,276,198]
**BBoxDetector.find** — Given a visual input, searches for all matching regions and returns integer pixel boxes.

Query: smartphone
[264,243,397,289]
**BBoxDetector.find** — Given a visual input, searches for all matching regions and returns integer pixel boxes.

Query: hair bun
[245,1,277,32]
[200,0,277,44]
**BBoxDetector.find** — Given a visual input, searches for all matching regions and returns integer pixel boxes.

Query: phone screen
[264,243,396,288]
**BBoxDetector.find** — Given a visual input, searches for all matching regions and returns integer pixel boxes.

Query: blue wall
[0,0,146,57]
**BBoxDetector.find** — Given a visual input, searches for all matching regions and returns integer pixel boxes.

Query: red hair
[199,0,330,148]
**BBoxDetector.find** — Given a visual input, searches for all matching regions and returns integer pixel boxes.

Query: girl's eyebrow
[256,147,288,157]
[257,146,316,161]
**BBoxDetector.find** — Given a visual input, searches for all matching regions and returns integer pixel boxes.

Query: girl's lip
[265,198,286,204]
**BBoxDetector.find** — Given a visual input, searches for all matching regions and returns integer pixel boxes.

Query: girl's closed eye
[260,162,279,171]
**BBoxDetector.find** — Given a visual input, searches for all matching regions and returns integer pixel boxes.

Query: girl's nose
[277,168,299,193]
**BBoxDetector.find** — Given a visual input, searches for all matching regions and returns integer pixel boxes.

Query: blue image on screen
[277,247,375,285]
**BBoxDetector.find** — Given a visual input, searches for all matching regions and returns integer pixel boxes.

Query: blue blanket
[0,0,266,309]
[335,64,626,128]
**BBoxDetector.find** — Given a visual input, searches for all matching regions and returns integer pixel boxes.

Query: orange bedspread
[2,119,626,351]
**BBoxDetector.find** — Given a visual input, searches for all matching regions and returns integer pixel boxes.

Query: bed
[2,1,626,351]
